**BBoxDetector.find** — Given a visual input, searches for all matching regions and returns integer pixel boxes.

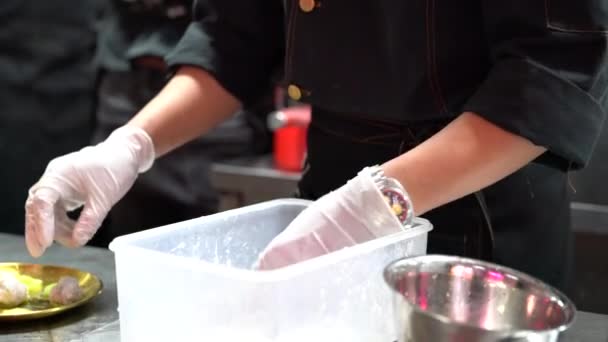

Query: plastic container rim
[109,198,433,283]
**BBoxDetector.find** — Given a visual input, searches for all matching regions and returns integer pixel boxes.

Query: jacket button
[299,0,316,12]
[287,84,303,100]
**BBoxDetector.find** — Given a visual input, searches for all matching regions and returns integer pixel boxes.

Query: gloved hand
[25,126,155,257]
[255,166,411,270]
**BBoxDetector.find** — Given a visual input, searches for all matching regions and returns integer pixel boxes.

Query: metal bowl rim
[383,254,577,336]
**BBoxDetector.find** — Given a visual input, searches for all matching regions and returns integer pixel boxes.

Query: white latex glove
[256,167,409,270]
[25,126,155,257]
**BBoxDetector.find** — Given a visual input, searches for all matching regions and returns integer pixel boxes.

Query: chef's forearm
[127,66,242,157]
[382,112,546,216]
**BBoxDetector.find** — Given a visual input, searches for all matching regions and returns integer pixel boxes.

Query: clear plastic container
[109,199,432,342]
[80,321,120,342]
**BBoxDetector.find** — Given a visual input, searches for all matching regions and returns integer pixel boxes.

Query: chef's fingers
[25,197,43,257]
[25,188,59,257]
[256,234,330,270]
[25,224,43,258]
[72,202,107,247]
[54,207,80,248]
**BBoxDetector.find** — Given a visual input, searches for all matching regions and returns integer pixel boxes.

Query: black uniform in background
[88,0,273,248]
[163,0,608,292]
[0,1,100,235]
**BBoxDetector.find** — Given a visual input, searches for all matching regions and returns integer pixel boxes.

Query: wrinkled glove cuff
[107,126,156,173]
[365,166,414,227]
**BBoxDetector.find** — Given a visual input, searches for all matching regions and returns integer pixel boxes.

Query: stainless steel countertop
[1,233,607,342]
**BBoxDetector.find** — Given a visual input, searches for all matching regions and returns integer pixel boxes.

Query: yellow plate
[0,263,103,321]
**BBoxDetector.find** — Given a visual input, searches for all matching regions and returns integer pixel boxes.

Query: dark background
[569,122,608,314]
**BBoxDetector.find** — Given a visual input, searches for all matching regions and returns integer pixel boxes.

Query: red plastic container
[268,105,311,172]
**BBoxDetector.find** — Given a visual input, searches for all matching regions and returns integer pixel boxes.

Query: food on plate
[49,276,84,305]
[42,283,57,299]
[0,272,28,308]
[18,274,44,298]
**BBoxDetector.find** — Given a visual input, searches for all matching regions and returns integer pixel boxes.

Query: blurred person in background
[87,0,272,247]
[0,1,99,234]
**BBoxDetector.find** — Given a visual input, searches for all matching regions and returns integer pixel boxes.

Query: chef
[25,0,608,292]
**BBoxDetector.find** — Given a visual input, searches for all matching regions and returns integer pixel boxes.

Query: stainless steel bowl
[384,255,576,342]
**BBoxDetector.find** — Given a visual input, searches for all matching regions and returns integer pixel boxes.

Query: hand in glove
[255,166,413,270]
[25,126,155,257]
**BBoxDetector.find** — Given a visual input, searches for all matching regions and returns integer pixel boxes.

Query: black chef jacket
[167,0,608,170]
[97,0,192,72]
[0,1,100,234]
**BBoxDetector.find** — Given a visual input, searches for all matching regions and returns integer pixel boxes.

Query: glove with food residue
[255,166,412,270]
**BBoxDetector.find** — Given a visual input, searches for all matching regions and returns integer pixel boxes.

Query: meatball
[0,273,27,308]
[49,276,84,305]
